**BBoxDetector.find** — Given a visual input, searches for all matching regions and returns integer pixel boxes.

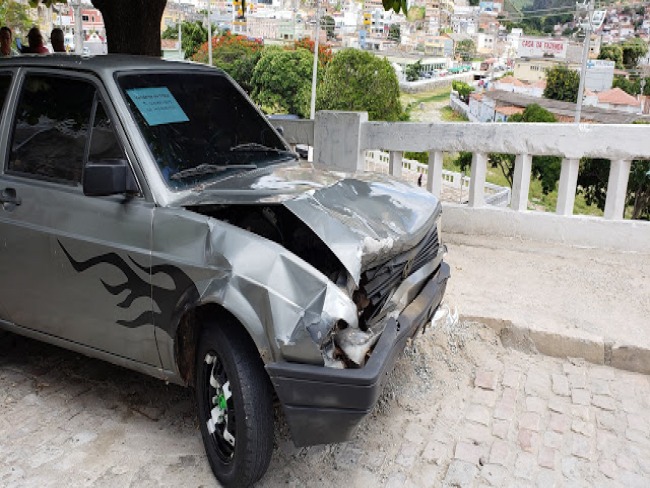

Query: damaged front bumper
[266,261,451,447]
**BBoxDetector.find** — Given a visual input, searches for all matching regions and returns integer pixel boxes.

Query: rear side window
[0,74,11,113]
[8,74,96,184]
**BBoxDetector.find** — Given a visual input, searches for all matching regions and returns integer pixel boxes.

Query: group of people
[0,26,66,57]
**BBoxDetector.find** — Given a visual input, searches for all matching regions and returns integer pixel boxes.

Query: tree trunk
[92,0,167,56]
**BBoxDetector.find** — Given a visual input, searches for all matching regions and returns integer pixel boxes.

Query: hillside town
[5,0,650,124]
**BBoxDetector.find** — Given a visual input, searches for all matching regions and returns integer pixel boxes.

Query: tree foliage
[381,0,408,15]
[578,158,650,220]
[456,105,560,194]
[612,75,650,96]
[598,45,624,69]
[293,38,333,66]
[578,119,650,220]
[543,65,579,103]
[162,21,210,59]
[509,105,561,194]
[452,80,474,103]
[405,60,421,82]
[0,1,31,38]
[455,39,476,62]
[251,47,313,118]
[192,33,263,93]
[621,38,649,69]
[317,49,404,122]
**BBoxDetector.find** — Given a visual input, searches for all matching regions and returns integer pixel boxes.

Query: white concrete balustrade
[273,111,650,252]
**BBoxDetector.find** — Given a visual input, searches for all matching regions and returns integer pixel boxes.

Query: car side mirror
[83,159,138,197]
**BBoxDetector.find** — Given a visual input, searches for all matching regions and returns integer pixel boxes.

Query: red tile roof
[496,76,527,87]
[495,106,525,116]
[597,87,640,106]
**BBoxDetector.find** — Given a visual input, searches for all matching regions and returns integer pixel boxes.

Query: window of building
[82,15,89,21]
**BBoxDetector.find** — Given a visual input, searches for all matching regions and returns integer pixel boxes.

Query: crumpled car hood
[171,164,441,284]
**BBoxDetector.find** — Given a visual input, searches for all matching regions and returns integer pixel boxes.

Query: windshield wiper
[170,163,257,180]
[230,142,293,154]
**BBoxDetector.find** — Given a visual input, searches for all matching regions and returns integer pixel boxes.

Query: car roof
[0,54,221,77]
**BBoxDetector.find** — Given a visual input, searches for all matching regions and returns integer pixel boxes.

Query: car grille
[359,223,440,326]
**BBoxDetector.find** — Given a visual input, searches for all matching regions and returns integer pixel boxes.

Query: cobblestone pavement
[1,320,649,487]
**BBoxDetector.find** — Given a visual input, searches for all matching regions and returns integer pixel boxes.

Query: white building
[451,6,479,35]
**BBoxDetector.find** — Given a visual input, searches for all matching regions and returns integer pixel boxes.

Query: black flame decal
[58,240,198,330]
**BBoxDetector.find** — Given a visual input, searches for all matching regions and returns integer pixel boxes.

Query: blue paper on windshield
[126,87,189,126]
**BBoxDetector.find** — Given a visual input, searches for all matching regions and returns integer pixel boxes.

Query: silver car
[0,55,449,486]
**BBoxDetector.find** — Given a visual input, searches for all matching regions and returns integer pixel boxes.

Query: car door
[0,70,159,366]
[0,70,15,323]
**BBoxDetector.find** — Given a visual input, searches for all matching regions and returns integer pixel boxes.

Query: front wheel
[195,322,274,487]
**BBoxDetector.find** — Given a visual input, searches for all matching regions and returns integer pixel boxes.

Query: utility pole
[309,0,321,120]
[575,0,594,123]
[71,0,83,54]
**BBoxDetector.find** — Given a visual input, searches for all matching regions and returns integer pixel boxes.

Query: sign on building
[517,37,567,59]
[586,59,615,92]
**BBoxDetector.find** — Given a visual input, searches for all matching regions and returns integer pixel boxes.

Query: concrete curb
[462,314,650,376]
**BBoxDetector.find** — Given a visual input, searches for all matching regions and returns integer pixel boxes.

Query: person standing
[24,27,49,54]
[0,26,19,57]
[50,28,66,53]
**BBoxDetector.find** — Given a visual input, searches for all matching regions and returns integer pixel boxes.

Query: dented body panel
[0,56,450,449]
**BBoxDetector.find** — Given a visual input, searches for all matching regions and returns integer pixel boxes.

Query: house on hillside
[494,106,524,122]
[584,87,643,114]
[468,90,650,123]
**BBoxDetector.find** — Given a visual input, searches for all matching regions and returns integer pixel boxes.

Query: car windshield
[118,71,294,190]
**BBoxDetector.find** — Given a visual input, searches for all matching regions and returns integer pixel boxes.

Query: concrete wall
[276,112,650,253]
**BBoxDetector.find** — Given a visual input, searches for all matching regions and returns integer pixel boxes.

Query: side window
[0,74,11,114]
[89,100,126,161]
[8,74,95,184]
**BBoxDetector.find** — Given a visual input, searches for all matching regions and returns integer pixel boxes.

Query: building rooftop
[597,87,641,106]
[485,90,650,123]
[495,106,525,116]
[496,76,527,87]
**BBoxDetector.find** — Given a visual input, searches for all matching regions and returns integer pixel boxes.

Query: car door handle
[1,188,22,206]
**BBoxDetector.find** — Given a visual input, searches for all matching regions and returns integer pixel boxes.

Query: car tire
[195,321,274,487]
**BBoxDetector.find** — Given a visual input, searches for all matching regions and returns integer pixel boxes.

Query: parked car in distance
[0,55,450,487]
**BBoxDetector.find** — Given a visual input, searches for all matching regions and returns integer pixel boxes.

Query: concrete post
[556,158,579,216]
[604,159,631,220]
[468,152,487,207]
[510,153,532,212]
[429,150,444,198]
[389,151,403,178]
[314,111,367,172]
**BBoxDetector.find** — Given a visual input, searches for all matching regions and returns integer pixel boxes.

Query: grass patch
[401,87,451,106]
[440,106,468,122]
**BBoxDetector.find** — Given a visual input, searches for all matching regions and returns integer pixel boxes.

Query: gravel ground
[2,315,649,487]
